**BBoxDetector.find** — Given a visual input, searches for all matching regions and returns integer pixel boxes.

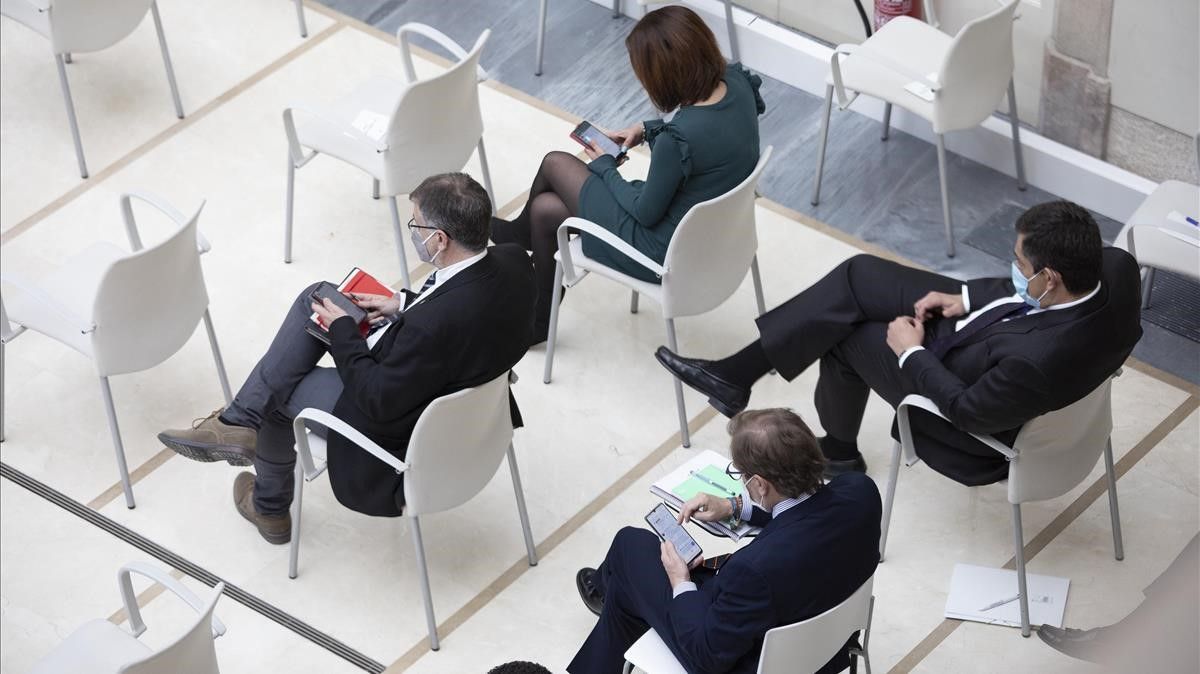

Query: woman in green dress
[491,5,765,343]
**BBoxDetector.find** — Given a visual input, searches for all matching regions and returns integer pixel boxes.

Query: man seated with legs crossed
[158,173,536,539]
[570,408,881,674]
[657,201,1142,485]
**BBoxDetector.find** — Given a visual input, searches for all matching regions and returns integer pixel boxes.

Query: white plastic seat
[283,23,495,290]
[535,0,741,76]
[0,192,233,509]
[623,575,875,674]
[287,372,538,652]
[543,147,773,448]
[0,0,184,179]
[29,561,226,674]
[879,373,1125,637]
[1114,179,1200,308]
[811,0,1026,257]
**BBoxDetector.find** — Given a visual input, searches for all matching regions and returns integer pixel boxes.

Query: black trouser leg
[815,322,910,443]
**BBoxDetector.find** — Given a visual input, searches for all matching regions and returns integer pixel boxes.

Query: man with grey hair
[159,173,536,541]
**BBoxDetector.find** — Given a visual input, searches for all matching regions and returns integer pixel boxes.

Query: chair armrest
[116,561,226,639]
[896,394,1016,460]
[119,191,209,253]
[282,104,387,165]
[0,272,95,336]
[556,217,665,284]
[396,23,490,84]
[292,408,407,480]
[830,43,942,110]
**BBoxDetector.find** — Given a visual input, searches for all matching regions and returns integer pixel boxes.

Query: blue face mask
[1011,262,1048,308]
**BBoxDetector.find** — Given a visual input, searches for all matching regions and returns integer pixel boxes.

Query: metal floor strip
[1,462,385,673]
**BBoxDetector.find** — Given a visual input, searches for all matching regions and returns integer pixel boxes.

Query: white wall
[1109,0,1199,135]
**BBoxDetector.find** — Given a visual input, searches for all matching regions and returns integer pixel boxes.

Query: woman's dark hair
[410,172,492,252]
[487,662,552,674]
[1015,200,1103,294]
[625,6,726,112]
[727,409,825,498]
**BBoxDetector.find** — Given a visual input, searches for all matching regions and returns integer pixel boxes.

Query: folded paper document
[650,449,758,541]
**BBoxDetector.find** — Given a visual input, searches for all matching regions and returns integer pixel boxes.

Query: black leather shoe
[654,347,749,418]
[1036,625,1110,663]
[576,568,604,616]
[822,453,868,480]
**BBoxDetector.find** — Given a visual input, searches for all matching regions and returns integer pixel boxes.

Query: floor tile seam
[382,406,721,672]
[886,393,1199,674]
[86,448,176,511]
[106,567,187,626]
[0,21,346,246]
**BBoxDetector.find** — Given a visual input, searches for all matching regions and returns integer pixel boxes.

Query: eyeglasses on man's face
[725,461,743,480]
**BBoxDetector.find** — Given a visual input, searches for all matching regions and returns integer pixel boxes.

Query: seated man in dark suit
[656,201,1142,485]
[569,408,881,674]
[158,172,536,541]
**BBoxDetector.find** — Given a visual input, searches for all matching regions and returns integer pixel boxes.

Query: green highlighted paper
[671,465,743,501]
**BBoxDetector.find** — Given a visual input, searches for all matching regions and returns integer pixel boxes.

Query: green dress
[578,63,766,283]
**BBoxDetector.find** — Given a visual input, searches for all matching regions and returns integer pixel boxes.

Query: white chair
[292,0,306,37]
[0,192,233,509]
[623,575,875,674]
[283,23,496,290]
[810,0,1026,257]
[287,372,538,651]
[29,561,226,674]
[543,147,772,448]
[879,374,1125,637]
[0,0,184,179]
[535,0,740,76]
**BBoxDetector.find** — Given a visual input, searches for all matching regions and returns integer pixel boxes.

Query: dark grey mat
[1142,270,1200,342]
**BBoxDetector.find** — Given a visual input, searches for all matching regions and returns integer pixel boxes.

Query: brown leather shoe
[158,409,256,466]
[233,472,290,545]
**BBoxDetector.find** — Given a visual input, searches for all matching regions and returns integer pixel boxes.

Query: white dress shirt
[364,250,487,349]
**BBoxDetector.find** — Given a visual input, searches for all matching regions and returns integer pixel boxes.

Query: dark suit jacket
[901,247,1142,485]
[663,473,881,674]
[323,244,536,516]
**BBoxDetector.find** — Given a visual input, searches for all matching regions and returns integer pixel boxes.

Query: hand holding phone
[646,503,703,566]
[310,282,367,328]
[571,121,626,159]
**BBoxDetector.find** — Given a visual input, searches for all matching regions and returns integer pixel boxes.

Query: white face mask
[742,475,765,511]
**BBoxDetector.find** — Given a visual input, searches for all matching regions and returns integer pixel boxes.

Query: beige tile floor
[2,2,1197,673]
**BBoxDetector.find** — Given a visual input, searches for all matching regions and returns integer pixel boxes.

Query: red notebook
[308,267,394,339]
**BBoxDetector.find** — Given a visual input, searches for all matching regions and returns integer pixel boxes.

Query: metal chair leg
[388,196,412,290]
[878,441,902,561]
[54,53,88,179]
[750,255,766,315]
[1007,79,1027,191]
[410,516,440,650]
[202,309,233,405]
[150,1,184,119]
[862,595,874,674]
[881,102,892,141]
[372,178,380,200]
[611,0,621,18]
[1141,268,1156,309]
[284,156,296,263]
[288,462,304,578]
[630,290,639,314]
[665,318,690,448]
[294,0,308,38]
[543,263,565,384]
[1012,503,1031,637]
[935,134,955,257]
[477,139,497,215]
[1,340,6,442]
[723,0,740,63]
[535,0,548,76]
[811,84,834,206]
[622,662,633,674]
[63,52,72,64]
[1103,439,1125,561]
[508,444,538,566]
[99,377,135,509]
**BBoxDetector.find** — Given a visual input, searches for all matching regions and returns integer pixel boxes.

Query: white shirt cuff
[898,345,925,368]
[739,497,754,523]
[961,284,970,313]
[672,581,697,598]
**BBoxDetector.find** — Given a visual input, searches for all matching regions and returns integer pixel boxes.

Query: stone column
[1039,0,1114,158]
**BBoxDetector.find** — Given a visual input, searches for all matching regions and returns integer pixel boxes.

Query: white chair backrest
[403,372,513,515]
[48,0,154,54]
[660,146,772,318]
[91,204,209,377]
[1007,377,1114,504]
[757,575,874,674]
[383,30,488,194]
[120,583,223,674]
[933,0,1018,133]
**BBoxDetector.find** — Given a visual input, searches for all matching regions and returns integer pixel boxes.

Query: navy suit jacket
[663,473,881,673]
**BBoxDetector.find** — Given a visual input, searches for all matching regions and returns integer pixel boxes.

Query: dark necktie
[928,301,1031,359]
[368,273,437,336]
[418,271,437,295]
